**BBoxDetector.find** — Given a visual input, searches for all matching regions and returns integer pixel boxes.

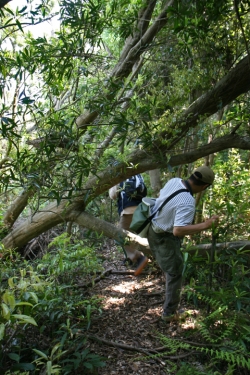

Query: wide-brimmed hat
[193,166,215,184]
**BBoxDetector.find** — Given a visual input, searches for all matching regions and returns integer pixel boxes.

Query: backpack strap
[149,188,189,221]
[136,174,144,186]
[136,188,190,234]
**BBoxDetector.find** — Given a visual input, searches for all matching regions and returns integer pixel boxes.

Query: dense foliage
[1,0,250,373]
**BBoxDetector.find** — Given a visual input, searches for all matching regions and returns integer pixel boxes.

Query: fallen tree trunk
[3,194,250,258]
[68,210,151,255]
[2,200,69,250]
[2,207,151,253]
[184,240,250,256]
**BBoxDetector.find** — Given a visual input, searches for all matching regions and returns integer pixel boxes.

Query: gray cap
[193,166,215,184]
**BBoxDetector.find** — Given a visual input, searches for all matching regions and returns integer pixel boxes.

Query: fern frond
[198,347,250,370]
[196,292,221,309]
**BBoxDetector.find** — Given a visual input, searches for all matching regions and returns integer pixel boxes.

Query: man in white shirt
[147,166,219,321]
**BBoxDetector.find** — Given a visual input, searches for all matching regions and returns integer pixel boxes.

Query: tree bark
[112,0,158,69]
[110,0,175,79]
[149,169,162,196]
[184,241,250,262]
[2,200,68,250]
[128,133,250,173]
[158,56,250,150]
[2,208,151,254]
[4,200,249,261]
[3,188,36,228]
[188,240,250,252]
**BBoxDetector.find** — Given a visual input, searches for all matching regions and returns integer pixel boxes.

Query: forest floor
[85,241,201,375]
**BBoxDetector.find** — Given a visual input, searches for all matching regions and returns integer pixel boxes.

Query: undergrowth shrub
[0,236,106,374]
[152,242,250,375]
[175,362,236,375]
[183,245,250,314]
[155,316,250,375]
[38,232,103,279]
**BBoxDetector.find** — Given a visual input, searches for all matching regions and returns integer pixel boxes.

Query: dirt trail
[86,243,196,375]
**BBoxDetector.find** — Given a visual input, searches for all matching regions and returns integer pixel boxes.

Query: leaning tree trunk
[3,188,36,228]
[76,0,174,130]
[2,200,68,250]
[3,133,250,251]
[2,206,151,255]
[149,169,162,196]
[158,55,250,151]
[195,108,225,223]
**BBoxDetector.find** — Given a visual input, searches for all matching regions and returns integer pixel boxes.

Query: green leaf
[1,303,10,320]
[18,6,28,14]
[8,277,16,288]
[19,97,35,105]
[28,292,39,303]
[51,342,62,357]
[16,19,24,32]
[0,323,5,340]
[8,352,20,362]
[33,349,48,360]
[47,360,52,375]
[15,302,34,307]
[12,314,37,326]
[2,291,15,309]
[12,363,35,371]
[84,362,93,369]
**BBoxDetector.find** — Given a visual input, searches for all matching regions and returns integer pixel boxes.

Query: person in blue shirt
[109,174,148,275]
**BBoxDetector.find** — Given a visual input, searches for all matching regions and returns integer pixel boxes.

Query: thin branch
[74,268,147,288]
[76,0,174,129]
[93,56,145,161]
[87,334,200,361]
[112,0,175,78]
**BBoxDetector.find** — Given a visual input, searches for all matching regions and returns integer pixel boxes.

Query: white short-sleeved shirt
[151,178,195,233]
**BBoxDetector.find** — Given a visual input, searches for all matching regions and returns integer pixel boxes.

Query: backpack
[129,189,190,237]
[121,175,147,201]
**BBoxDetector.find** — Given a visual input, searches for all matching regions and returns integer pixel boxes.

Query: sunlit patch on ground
[104,277,156,294]
[181,310,199,329]
[109,280,139,293]
[180,318,199,330]
[177,309,200,330]
[139,280,157,288]
[143,307,162,321]
[104,296,126,308]
[146,307,162,315]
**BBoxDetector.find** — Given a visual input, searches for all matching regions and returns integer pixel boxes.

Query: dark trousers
[147,225,183,315]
